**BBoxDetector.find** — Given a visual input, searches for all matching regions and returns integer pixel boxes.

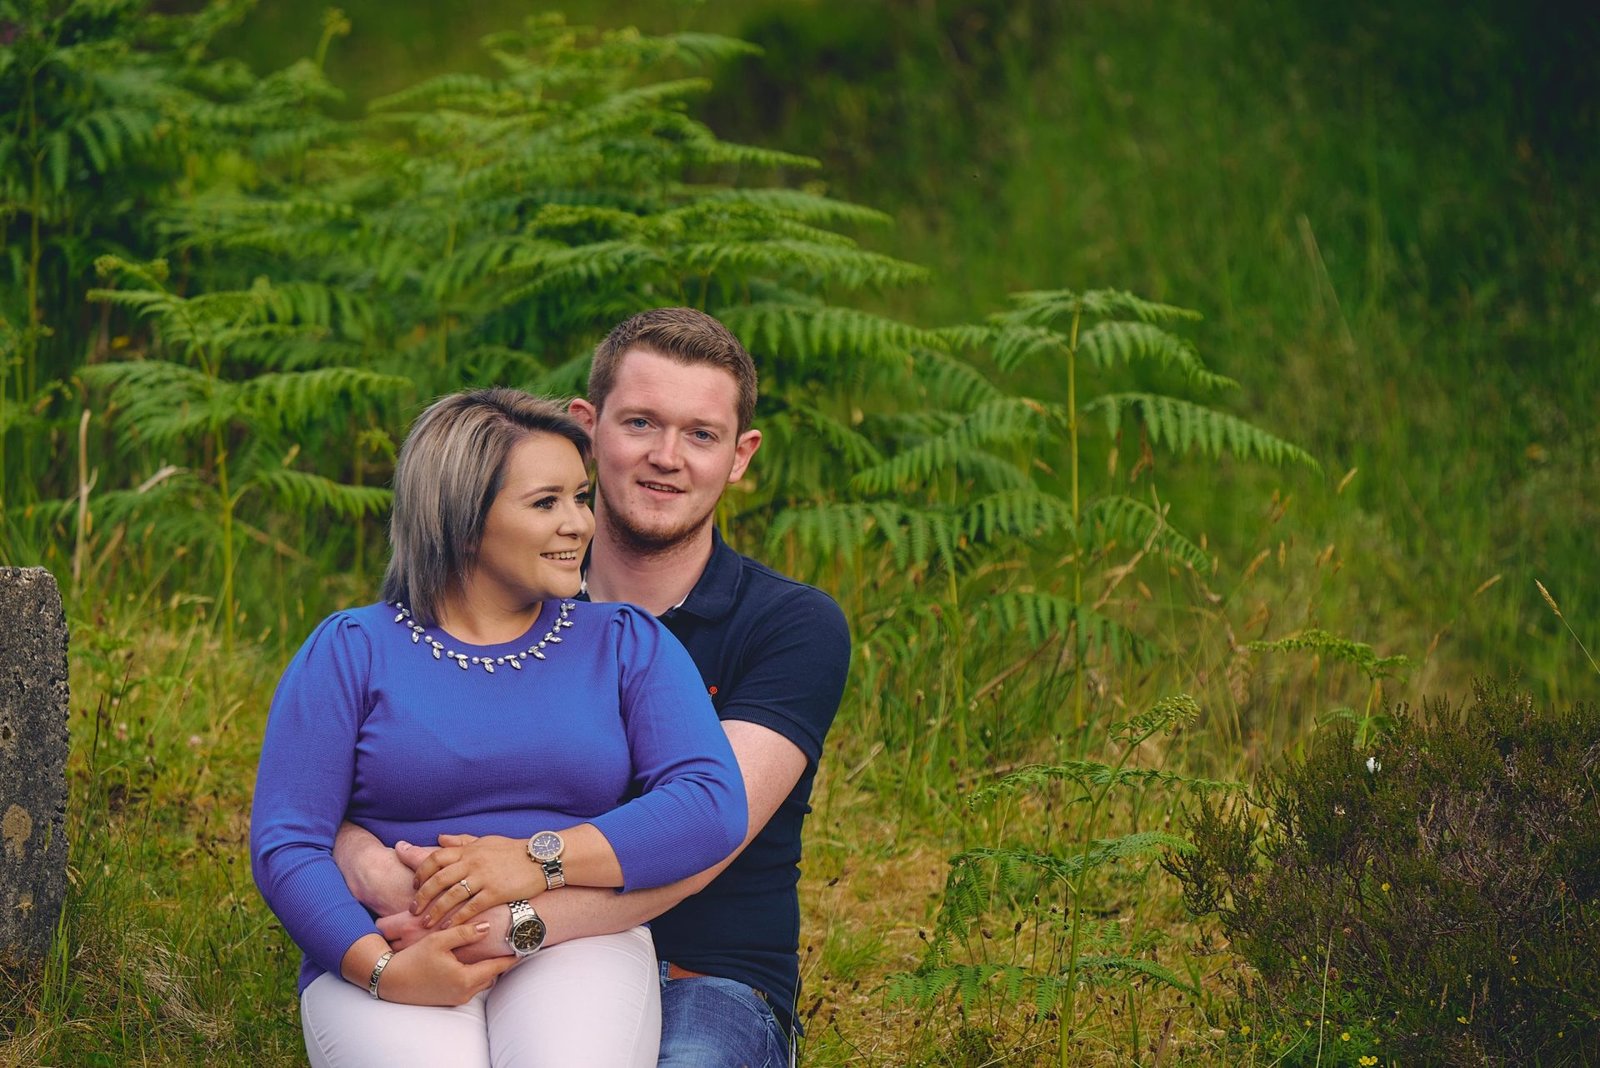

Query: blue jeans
[657,962,791,1067]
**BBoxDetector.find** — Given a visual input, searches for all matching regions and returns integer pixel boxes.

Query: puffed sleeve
[249,613,379,978]
[587,606,747,890]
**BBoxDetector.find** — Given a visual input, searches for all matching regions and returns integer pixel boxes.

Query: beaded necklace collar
[390,600,576,673]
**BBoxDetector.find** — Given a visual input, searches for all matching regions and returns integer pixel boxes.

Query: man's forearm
[333,821,415,916]
[538,870,716,948]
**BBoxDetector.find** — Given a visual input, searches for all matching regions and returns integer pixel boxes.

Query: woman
[250,388,747,1067]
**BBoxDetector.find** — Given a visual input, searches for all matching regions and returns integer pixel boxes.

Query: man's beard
[599,494,711,555]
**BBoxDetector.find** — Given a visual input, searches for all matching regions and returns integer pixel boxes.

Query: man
[336,308,850,1065]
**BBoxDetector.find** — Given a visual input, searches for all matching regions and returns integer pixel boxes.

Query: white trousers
[300,926,660,1068]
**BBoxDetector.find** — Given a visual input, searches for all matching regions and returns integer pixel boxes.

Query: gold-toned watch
[527,830,566,890]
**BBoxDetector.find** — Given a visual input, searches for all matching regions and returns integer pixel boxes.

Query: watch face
[528,830,564,863]
[510,914,546,953]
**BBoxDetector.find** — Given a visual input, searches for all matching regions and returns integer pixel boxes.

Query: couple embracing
[250,309,851,1067]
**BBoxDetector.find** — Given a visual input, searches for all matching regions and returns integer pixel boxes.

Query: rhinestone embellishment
[391,601,576,673]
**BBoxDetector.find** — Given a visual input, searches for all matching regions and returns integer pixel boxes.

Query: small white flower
[1366,756,1381,773]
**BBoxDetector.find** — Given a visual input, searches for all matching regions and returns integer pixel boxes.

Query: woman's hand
[375,924,519,1006]
[411,833,543,929]
[378,905,514,961]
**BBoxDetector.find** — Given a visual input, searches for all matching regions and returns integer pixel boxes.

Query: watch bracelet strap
[367,949,395,999]
[542,859,566,891]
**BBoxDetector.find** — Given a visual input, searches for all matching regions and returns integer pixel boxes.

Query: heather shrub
[1167,680,1600,1065]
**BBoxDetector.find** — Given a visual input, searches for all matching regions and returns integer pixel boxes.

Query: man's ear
[569,397,597,435]
[727,428,762,485]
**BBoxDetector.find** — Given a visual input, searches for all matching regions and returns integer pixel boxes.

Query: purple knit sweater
[250,599,746,990]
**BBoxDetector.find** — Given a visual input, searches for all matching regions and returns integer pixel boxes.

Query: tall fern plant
[0,0,334,513]
[79,257,405,645]
[988,290,1317,727]
[759,290,1317,787]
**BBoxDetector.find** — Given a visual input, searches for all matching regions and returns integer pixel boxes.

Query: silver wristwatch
[527,830,566,890]
[507,898,547,957]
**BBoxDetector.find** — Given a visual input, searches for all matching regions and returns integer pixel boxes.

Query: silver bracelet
[367,949,395,999]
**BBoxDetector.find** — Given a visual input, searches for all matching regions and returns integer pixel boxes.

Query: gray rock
[0,567,69,970]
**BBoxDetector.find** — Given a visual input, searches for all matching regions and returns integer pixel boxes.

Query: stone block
[0,567,69,970]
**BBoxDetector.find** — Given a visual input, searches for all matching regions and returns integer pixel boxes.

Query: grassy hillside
[3,2,1594,1065]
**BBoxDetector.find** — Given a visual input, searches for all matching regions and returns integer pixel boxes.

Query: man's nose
[647,433,682,469]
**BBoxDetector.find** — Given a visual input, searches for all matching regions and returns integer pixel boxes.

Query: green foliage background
[1,0,1595,1064]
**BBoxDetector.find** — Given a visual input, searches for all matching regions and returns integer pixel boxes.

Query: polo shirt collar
[666,527,741,623]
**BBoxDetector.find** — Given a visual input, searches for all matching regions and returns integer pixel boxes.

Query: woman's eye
[533,496,557,510]
[575,492,593,507]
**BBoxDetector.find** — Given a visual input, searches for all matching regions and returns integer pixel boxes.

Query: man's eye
[691,430,715,442]
[627,418,649,429]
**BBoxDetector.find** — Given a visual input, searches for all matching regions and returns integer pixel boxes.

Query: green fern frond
[1073,954,1196,995]
[496,240,666,303]
[250,467,392,519]
[523,350,593,397]
[1077,320,1237,391]
[720,302,939,374]
[1082,495,1209,570]
[988,323,1068,374]
[966,759,1231,806]
[684,187,891,227]
[1112,692,1202,742]
[1248,628,1411,680]
[930,323,999,352]
[767,500,964,571]
[238,368,413,431]
[1003,288,1202,327]
[661,31,763,67]
[70,106,159,174]
[764,403,884,469]
[367,73,503,113]
[675,240,927,290]
[79,360,238,445]
[680,134,821,173]
[911,346,1008,409]
[1089,393,1320,470]
[972,593,1152,664]
[961,489,1074,543]
[849,399,1053,494]
[887,963,1036,1009]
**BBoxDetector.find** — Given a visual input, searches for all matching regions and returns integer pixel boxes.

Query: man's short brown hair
[589,308,758,433]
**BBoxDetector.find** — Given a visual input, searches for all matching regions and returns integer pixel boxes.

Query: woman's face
[469,432,594,607]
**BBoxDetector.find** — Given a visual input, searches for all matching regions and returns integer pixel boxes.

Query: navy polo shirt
[645,528,850,1039]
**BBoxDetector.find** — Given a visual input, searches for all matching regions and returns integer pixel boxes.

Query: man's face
[571,349,761,553]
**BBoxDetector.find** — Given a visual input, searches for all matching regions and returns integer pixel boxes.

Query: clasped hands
[363,833,528,958]
[410,831,543,929]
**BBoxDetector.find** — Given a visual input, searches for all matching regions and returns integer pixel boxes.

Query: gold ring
[459,879,471,894]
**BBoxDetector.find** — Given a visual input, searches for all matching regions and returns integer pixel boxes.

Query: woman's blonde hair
[381,388,589,624]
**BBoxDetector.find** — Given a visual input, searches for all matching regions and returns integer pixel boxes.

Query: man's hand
[333,821,414,916]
